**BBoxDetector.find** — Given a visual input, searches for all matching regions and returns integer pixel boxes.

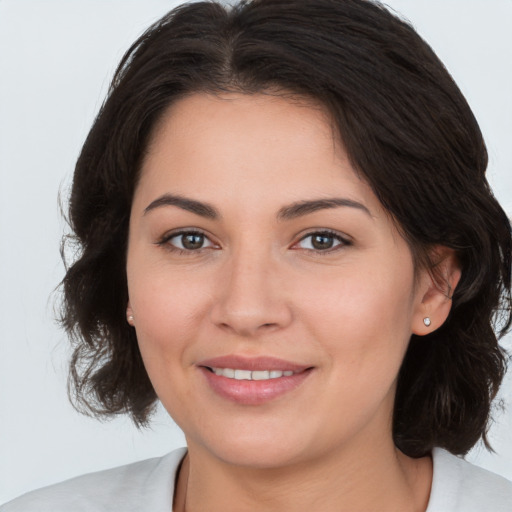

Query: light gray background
[1,0,511,504]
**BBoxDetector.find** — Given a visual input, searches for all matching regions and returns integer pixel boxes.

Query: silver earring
[423,317,431,327]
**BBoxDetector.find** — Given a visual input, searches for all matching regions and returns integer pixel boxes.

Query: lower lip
[200,367,313,405]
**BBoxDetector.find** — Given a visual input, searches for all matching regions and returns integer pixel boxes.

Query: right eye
[159,230,217,253]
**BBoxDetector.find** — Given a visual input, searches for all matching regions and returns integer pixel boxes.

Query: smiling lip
[198,355,313,405]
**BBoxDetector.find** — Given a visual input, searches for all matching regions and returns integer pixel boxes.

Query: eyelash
[156,229,217,256]
[156,228,352,256]
[293,229,352,255]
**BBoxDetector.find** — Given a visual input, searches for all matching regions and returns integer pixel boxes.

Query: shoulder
[0,447,187,512]
[427,447,512,512]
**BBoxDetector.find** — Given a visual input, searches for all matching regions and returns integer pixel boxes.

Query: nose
[210,248,293,337]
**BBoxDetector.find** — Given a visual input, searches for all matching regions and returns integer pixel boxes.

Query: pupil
[312,234,333,250]
[182,233,204,249]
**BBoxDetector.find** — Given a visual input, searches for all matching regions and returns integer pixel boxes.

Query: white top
[2,447,511,511]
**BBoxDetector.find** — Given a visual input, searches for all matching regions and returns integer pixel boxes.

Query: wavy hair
[60,0,512,457]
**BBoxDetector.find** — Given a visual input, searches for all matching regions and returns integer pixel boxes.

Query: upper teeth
[211,368,295,380]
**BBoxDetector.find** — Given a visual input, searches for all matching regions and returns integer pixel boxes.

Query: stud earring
[423,317,431,327]
[127,314,134,325]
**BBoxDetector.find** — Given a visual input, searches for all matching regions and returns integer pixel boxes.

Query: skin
[126,92,460,511]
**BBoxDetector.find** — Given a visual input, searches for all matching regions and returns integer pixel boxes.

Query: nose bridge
[211,240,291,335]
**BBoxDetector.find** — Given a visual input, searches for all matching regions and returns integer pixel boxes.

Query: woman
[2,0,511,510]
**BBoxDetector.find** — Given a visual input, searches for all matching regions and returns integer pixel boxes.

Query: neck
[173,436,432,512]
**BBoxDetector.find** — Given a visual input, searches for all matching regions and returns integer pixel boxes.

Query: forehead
[139,92,363,194]
[146,91,340,159]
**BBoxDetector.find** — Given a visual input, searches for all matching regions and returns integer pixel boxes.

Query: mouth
[197,355,314,405]
[205,367,297,380]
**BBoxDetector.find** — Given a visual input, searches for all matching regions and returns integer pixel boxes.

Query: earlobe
[126,303,135,326]
[412,247,461,336]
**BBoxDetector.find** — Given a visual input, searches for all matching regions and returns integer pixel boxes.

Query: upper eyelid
[295,229,351,243]
[159,227,212,242]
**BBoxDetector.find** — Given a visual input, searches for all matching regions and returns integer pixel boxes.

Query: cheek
[128,269,213,424]
[129,269,211,352]
[126,256,215,399]
[297,257,416,375]
[287,261,416,442]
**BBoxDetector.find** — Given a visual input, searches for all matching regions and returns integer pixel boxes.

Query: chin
[186,422,318,470]
[214,442,310,470]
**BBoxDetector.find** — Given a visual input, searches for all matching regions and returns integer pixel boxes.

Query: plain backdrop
[1,0,511,504]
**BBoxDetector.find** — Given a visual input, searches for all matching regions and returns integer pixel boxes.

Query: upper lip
[197,355,311,373]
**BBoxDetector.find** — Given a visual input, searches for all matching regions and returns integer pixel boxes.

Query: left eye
[167,232,215,251]
[295,232,348,251]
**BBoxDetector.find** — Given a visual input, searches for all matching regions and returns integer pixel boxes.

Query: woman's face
[126,92,431,468]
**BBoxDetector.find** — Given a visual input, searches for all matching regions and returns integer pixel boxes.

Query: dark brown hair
[61,0,512,457]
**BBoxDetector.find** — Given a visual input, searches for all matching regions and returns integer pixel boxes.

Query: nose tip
[215,314,283,338]
[209,258,293,337]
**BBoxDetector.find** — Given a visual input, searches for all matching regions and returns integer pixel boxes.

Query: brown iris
[311,233,335,250]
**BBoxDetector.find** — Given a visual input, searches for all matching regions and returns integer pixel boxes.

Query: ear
[126,302,135,326]
[412,247,461,336]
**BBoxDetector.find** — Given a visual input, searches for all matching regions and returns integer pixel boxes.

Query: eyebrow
[143,194,372,220]
[144,194,219,219]
[277,198,372,220]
